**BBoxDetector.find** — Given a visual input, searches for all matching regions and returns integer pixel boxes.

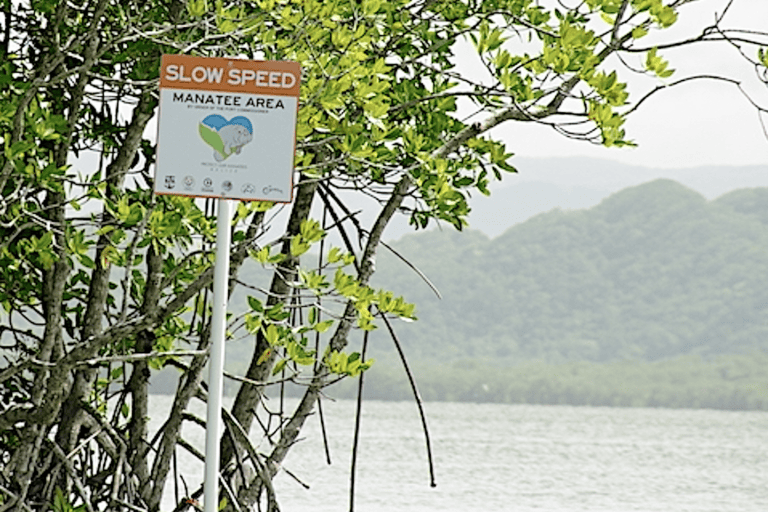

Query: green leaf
[247,296,264,313]
[362,0,381,16]
[266,303,290,322]
[314,319,334,333]
[655,5,678,28]
[53,488,68,512]
[645,47,674,78]
[632,26,649,39]
[257,348,272,365]
[599,12,614,25]
[188,0,209,17]
[290,235,310,257]
[272,358,287,375]
[658,68,674,79]
[254,246,270,264]
[245,314,262,334]
[760,48,768,68]
[95,225,115,237]
[264,324,280,346]
[328,246,342,263]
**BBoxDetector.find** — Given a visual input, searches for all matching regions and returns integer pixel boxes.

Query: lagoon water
[150,396,768,511]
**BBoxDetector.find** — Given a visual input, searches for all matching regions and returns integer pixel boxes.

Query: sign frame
[155,54,301,203]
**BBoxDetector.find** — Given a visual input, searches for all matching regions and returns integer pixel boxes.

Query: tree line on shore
[150,351,768,410]
[332,353,768,410]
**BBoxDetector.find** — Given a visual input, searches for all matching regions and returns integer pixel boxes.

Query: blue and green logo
[199,115,253,162]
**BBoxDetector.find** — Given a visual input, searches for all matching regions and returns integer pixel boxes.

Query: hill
[167,179,768,409]
[369,180,768,367]
[318,157,768,241]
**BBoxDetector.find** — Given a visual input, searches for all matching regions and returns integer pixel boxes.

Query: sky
[496,0,768,170]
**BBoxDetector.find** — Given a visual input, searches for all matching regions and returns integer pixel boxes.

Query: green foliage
[758,47,768,69]
[335,353,768,410]
[371,180,768,366]
[289,219,325,257]
[325,349,374,377]
[588,101,633,147]
[50,488,85,512]
[645,47,675,78]
[187,0,209,18]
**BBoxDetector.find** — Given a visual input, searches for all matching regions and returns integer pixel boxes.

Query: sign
[155,55,300,202]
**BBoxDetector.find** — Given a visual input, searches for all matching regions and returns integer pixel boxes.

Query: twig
[66,428,102,460]
[280,466,311,490]
[119,203,155,323]
[317,397,332,465]
[78,349,209,366]
[380,240,442,300]
[110,451,127,508]
[381,314,437,488]
[219,477,244,512]
[349,331,369,512]
[316,184,363,273]
[317,183,367,254]
[224,420,250,502]
[624,74,742,117]
[316,208,333,467]
[173,446,180,508]
[177,438,205,462]
[0,484,33,512]
[110,499,148,512]
[220,408,281,512]
[49,441,96,512]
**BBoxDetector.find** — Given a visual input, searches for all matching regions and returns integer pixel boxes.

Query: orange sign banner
[160,54,301,97]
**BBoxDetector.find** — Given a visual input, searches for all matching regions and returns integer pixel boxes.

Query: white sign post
[204,197,232,512]
[155,54,300,512]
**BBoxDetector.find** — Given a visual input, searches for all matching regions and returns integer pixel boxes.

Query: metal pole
[204,198,233,512]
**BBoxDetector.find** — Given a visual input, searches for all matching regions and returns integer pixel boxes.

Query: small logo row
[164,175,254,195]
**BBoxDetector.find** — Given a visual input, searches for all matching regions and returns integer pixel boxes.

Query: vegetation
[237,181,768,410]
[328,354,768,410]
[1,1,767,512]
[368,181,768,365]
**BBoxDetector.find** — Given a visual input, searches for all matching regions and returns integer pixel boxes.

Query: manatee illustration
[199,115,254,162]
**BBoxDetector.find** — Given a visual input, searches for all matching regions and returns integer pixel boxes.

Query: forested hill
[369,179,768,367]
[189,179,768,408]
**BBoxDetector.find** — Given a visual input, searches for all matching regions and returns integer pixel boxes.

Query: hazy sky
[494,0,768,170]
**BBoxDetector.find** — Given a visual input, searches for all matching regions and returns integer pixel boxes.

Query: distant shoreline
[149,353,768,412]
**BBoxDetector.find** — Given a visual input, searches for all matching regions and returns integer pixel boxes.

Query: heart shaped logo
[198,115,254,162]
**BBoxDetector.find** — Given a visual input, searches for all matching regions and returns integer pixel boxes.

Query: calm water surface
[150,396,768,511]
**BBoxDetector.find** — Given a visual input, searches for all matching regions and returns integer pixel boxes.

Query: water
[149,396,768,511]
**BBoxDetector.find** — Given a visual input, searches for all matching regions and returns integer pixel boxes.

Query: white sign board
[155,55,300,202]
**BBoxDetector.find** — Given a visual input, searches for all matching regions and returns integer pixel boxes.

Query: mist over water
[151,396,768,512]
